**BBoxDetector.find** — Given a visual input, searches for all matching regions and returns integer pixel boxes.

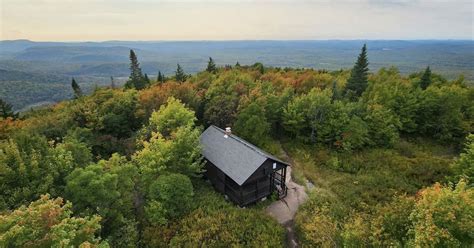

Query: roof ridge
[209,125,289,166]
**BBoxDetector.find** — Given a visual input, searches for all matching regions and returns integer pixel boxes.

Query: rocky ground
[266,156,309,247]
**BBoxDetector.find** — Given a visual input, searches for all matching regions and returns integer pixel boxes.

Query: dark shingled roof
[200,125,290,185]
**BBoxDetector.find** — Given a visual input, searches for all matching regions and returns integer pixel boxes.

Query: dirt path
[266,149,309,248]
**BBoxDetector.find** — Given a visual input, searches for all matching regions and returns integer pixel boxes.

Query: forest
[0,45,473,247]
[1,40,473,111]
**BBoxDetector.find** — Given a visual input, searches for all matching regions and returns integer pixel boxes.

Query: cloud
[1,0,472,41]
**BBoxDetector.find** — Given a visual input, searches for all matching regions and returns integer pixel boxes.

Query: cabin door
[270,165,287,199]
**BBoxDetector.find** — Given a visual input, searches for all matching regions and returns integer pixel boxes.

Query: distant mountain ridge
[0,39,472,110]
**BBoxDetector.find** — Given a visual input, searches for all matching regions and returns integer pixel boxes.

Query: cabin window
[273,162,277,169]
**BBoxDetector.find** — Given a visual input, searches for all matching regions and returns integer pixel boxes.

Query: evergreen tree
[144,73,150,84]
[175,64,187,82]
[345,44,369,100]
[157,71,163,83]
[0,98,17,119]
[110,76,115,89]
[419,66,432,90]
[161,73,166,83]
[206,57,217,73]
[125,49,147,89]
[71,78,83,99]
[129,49,142,82]
[235,61,241,67]
[331,80,340,103]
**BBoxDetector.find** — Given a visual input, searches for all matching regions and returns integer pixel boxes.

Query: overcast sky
[1,0,472,41]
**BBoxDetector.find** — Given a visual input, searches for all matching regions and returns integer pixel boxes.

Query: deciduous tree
[0,194,106,247]
[234,102,270,147]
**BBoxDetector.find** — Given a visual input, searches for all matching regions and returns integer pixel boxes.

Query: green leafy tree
[0,133,77,210]
[264,87,295,134]
[175,64,187,82]
[283,88,363,149]
[0,194,107,247]
[419,66,432,90]
[341,115,369,151]
[65,164,120,217]
[204,94,239,128]
[65,154,138,246]
[124,50,148,90]
[134,126,202,185]
[59,131,93,167]
[345,44,369,100]
[134,97,202,186]
[0,98,17,119]
[364,104,401,147]
[206,57,217,73]
[234,102,271,147]
[146,97,196,138]
[282,95,308,139]
[68,88,142,157]
[363,67,420,133]
[450,134,474,186]
[416,84,471,142]
[71,78,83,99]
[409,180,474,247]
[145,173,194,225]
[369,195,416,247]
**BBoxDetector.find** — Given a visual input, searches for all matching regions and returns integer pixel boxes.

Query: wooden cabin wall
[244,159,286,183]
[205,158,288,206]
[205,161,226,193]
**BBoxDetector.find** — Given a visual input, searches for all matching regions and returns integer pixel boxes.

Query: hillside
[1,50,473,246]
[1,40,473,110]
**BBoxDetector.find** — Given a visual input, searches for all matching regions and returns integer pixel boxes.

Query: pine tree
[129,49,142,82]
[235,61,241,67]
[125,49,147,89]
[157,71,162,83]
[345,44,369,100]
[331,80,340,103]
[161,73,166,83]
[144,73,150,85]
[175,64,186,82]
[71,78,83,99]
[419,66,432,90]
[0,98,17,119]
[110,76,115,89]
[206,57,217,73]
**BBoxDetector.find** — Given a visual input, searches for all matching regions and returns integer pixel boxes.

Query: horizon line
[2,38,473,43]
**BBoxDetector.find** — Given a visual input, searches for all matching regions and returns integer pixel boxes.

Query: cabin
[200,125,290,206]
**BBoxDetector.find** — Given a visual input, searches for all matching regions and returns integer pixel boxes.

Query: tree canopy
[1,51,472,247]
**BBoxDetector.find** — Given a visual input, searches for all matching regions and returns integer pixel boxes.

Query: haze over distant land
[0,39,472,111]
[1,0,473,110]
[1,0,473,41]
